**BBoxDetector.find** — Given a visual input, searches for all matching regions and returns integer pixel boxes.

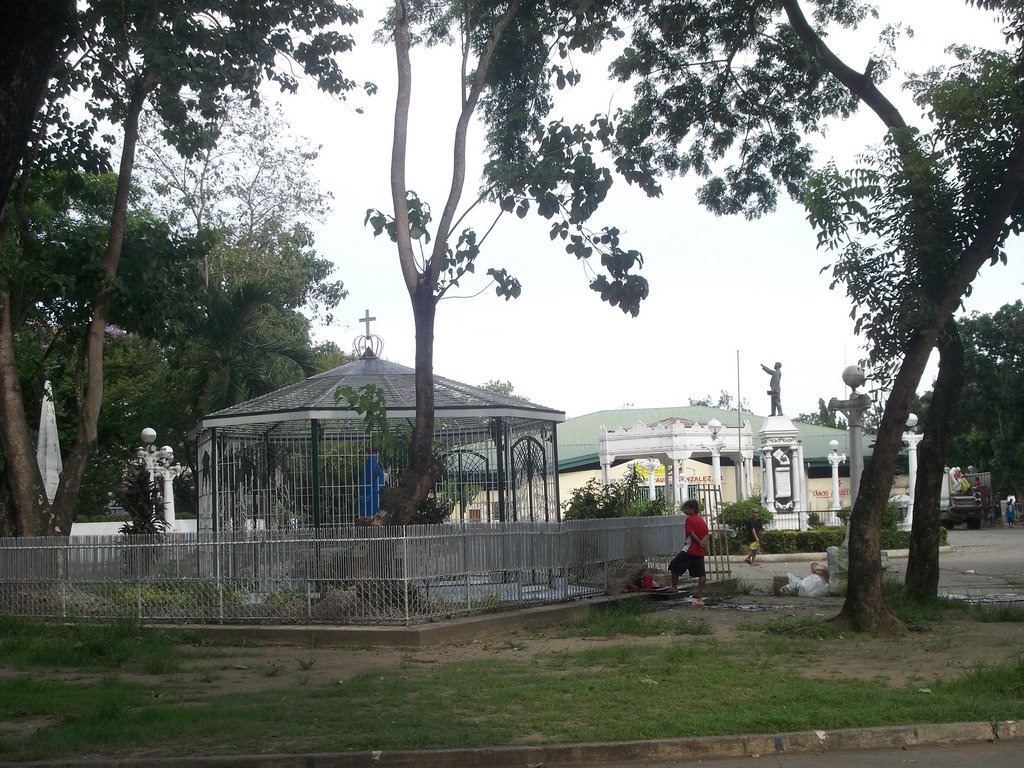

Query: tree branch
[781,0,907,130]
[426,0,521,290]
[391,0,418,297]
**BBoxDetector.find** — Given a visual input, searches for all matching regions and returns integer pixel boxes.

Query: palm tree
[184,282,316,416]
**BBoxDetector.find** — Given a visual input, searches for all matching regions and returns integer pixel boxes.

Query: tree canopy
[950,302,1024,499]
[1,0,362,535]
[601,0,1024,631]
[362,0,654,523]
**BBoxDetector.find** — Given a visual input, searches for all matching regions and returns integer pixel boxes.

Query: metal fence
[0,515,728,626]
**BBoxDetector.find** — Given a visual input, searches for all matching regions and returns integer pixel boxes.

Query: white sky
[279,0,1024,419]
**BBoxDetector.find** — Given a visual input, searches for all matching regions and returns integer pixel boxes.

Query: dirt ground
[1,590,1020,750]
[10,528,1024,708]
[131,593,1021,697]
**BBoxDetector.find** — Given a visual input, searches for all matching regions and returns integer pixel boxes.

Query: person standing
[668,499,710,605]
[744,508,763,566]
[1007,496,1017,528]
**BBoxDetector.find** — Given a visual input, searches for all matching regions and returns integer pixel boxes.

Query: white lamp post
[827,439,846,519]
[136,428,183,531]
[829,366,871,547]
[902,413,923,531]
[707,418,724,491]
[639,458,661,501]
[701,418,725,517]
[828,366,871,507]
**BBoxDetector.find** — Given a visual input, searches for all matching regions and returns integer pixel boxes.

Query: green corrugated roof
[557,406,874,471]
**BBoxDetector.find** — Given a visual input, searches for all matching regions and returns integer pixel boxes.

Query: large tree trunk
[787,0,1024,632]
[380,284,444,525]
[0,0,74,536]
[0,291,49,535]
[838,330,936,633]
[905,319,964,600]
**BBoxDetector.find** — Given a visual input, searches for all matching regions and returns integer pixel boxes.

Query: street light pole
[902,413,923,531]
[829,366,872,547]
[707,418,724,516]
[136,428,183,531]
[707,418,724,491]
[827,439,847,520]
[639,458,661,502]
[828,366,872,508]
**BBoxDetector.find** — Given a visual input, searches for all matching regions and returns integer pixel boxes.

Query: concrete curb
[738,546,955,563]
[159,596,627,648]
[8,720,1019,767]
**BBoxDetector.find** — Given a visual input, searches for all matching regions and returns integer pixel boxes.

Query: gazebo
[196,332,565,532]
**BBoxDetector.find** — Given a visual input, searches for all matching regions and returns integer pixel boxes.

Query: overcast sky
[278,0,1024,420]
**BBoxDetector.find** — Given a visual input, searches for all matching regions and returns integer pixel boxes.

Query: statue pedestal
[758,416,807,530]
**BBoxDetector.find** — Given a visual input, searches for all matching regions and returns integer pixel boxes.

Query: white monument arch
[599,417,756,511]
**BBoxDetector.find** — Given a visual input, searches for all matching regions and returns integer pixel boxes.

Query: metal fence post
[402,534,410,626]
[217,537,225,622]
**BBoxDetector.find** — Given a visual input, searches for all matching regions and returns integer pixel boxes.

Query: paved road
[934,528,1024,598]
[731,527,1024,601]
[597,738,1024,768]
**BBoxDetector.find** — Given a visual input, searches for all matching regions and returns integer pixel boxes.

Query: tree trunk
[787,0,1024,630]
[380,0,517,524]
[46,73,155,535]
[0,0,73,536]
[838,330,938,633]
[380,283,443,525]
[905,320,964,600]
[0,291,50,535]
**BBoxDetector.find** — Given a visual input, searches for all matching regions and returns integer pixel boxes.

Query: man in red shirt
[668,499,710,605]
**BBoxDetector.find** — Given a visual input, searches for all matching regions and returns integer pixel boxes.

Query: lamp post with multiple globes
[136,428,183,530]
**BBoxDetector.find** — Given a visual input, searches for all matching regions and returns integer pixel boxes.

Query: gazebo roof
[199,351,566,430]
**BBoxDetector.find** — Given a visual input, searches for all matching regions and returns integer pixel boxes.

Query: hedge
[755,526,947,554]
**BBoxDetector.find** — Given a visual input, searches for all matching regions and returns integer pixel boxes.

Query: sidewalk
[8,720,1021,767]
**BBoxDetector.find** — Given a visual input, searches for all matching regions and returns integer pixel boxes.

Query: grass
[556,598,712,637]
[738,615,841,639]
[0,607,1022,761]
[0,617,200,674]
[706,577,754,596]
[974,603,1024,622]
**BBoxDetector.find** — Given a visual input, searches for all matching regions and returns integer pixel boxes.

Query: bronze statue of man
[761,361,782,416]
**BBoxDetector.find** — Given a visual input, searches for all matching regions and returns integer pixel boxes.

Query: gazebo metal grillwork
[196,332,564,532]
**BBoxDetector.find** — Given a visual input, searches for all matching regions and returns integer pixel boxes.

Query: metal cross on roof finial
[360,309,376,338]
[353,309,384,359]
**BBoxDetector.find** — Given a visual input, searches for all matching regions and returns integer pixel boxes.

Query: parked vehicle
[939,467,992,530]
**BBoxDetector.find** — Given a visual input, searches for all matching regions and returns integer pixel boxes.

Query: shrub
[719,494,773,532]
[562,467,669,519]
[718,495,772,553]
[760,525,947,554]
[882,502,902,531]
[835,503,900,529]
